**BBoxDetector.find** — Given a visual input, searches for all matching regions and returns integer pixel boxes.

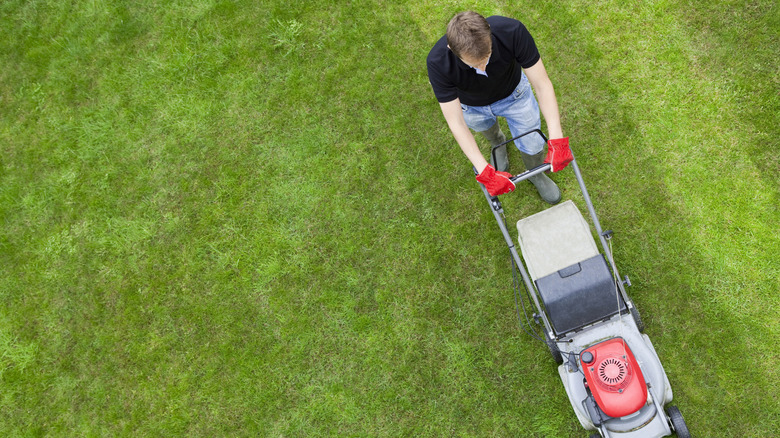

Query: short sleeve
[426,58,458,102]
[511,20,541,68]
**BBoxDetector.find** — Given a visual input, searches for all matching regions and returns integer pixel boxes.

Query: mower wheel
[545,337,563,364]
[588,433,601,438]
[666,406,690,438]
[630,304,645,332]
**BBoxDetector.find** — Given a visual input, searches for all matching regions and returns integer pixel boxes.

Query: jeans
[460,73,545,155]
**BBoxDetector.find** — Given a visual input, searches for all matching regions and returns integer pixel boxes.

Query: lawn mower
[476,130,691,438]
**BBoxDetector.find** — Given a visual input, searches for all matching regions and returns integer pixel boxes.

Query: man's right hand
[476,164,515,196]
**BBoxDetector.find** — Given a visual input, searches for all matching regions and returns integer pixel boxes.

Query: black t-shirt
[426,16,541,106]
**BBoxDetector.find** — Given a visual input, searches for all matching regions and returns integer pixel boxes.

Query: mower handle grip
[510,163,552,184]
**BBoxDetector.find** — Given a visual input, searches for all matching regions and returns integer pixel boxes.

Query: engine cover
[581,337,648,418]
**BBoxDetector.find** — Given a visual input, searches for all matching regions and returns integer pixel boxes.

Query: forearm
[449,120,489,173]
[536,84,563,140]
[525,59,564,139]
[439,100,489,173]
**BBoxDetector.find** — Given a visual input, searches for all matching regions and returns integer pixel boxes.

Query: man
[426,11,569,203]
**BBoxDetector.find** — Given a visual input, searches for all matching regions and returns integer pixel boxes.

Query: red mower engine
[580,337,648,418]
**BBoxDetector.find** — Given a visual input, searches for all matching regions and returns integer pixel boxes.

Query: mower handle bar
[510,163,552,184]
[487,128,552,183]
[478,128,635,340]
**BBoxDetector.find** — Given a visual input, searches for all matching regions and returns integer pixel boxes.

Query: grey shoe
[521,150,561,205]
[479,122,509,172]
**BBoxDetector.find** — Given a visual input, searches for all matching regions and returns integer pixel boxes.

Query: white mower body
[517,201,677,437]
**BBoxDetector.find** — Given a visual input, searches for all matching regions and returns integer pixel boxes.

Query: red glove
[476,164,515,196]
[544,137,574,172]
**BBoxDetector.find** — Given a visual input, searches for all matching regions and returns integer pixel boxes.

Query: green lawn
[1,0,778,436]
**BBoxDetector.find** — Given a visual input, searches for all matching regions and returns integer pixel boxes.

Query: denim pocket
[512,74,530,100]
[513,83,528,100]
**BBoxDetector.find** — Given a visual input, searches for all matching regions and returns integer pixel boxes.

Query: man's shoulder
[486,15,526,33]
[427,34,457,76]
[427,34,449,64]
[426,34,460,102]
